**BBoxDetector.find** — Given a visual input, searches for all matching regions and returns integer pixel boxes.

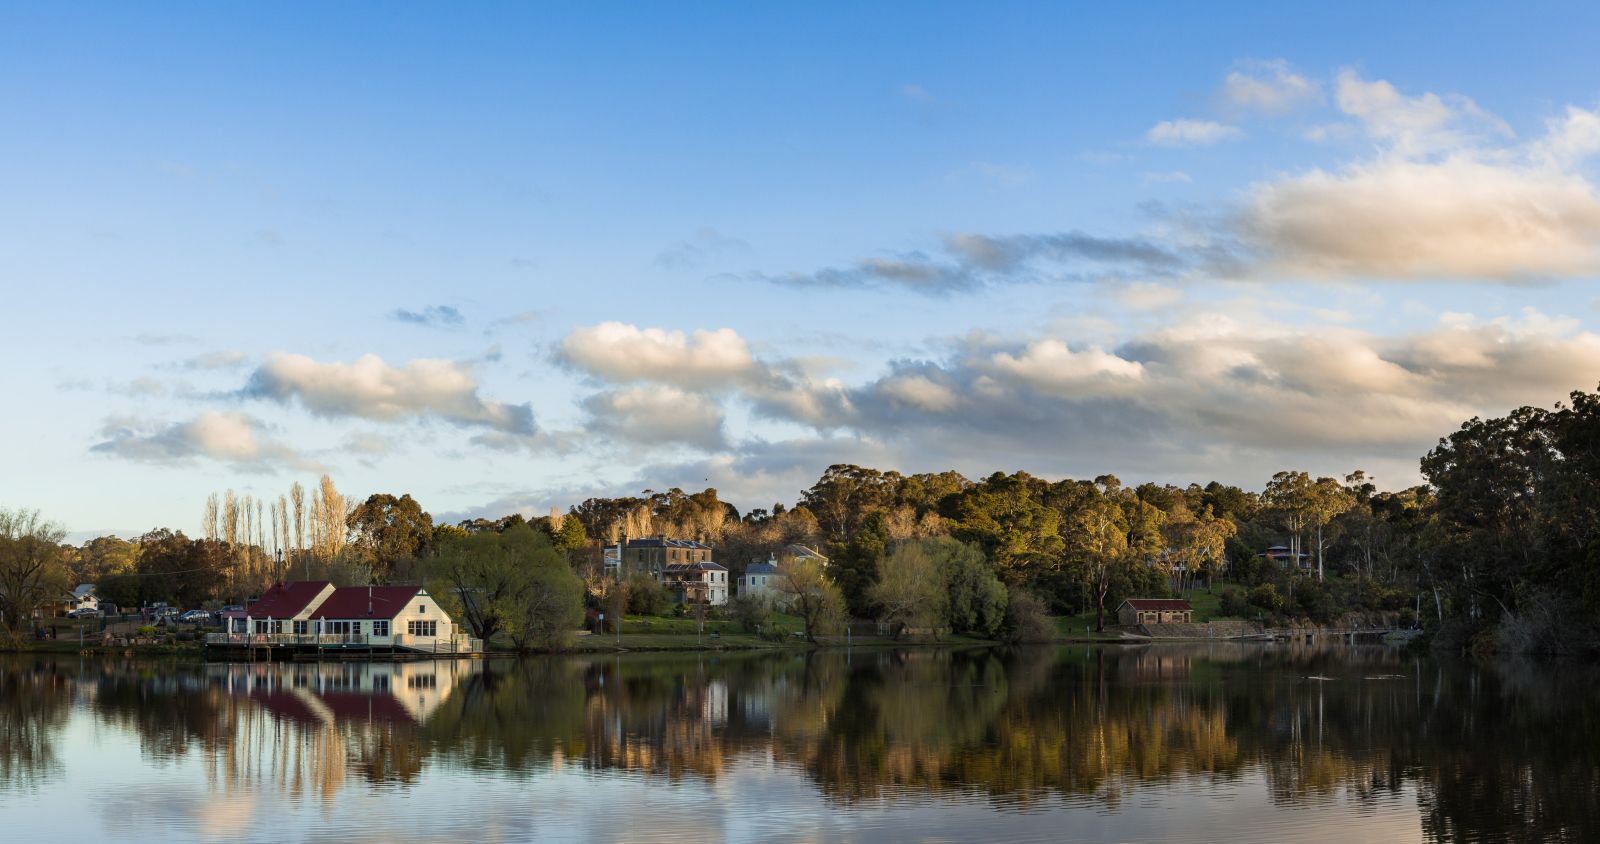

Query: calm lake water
[0,643,1594,843]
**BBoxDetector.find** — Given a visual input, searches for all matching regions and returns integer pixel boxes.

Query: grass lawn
[617,612,806,638]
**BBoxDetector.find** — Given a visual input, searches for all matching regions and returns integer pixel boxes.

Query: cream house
[307,585,457,650]
[221,581,471,653]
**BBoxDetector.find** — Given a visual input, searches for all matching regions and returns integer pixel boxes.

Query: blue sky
[6,2,1600,537]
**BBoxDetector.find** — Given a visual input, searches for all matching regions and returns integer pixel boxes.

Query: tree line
[7,384,1600,651]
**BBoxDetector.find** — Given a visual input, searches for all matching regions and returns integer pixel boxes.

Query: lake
[0,643,1593,843]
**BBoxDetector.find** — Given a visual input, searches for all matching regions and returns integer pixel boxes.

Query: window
[293,620,307,635]
[373,620,389,637]
[407,673,437,689]
[418,603,427,614]
[407,620,437,637]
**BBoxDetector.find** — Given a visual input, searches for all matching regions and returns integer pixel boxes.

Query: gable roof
[309,585,424,620]
[665,561,728,573]
[1119,598,1192,612]
[247,581,333,618]
[626,537,712,550]
[744,562,778,575]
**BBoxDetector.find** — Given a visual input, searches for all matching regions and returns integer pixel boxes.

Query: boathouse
[1116,598,1193,626]
[207,580,478,659]
[306,585,456,650]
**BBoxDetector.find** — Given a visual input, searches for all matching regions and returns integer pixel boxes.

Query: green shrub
[728,594,772,634]
[1000,587,1056,644]
[624,571,672,616]
[1247,584,1284,614]
[1219,588,1251,618]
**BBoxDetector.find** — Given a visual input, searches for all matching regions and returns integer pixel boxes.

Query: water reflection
[0,645,1596,842]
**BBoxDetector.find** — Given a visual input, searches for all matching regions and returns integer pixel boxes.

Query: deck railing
[204,631,483,652]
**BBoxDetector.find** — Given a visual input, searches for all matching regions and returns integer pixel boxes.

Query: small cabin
[1117,598,1193,627]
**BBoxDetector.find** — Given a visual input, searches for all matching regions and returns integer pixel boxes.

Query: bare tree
[203,493,221,542]
[276,495,290,580]
[311,474,349,568]
[290,481,306,570]
[224,490,239,547]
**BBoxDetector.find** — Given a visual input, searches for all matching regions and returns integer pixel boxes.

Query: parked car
[179,610,210,624]
[150,606,180,620]
[66,607,103,619]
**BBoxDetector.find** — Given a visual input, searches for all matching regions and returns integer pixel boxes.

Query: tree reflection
[0,658,71,790]
[1,645,1597,841]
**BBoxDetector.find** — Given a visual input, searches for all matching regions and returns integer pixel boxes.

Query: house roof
[744,562,778,575]
[626,537,712,550]
[73,584,96,598]
[308,585,424,620]
[786,544,826,560]
[1119,598,1192,612]
[665,561,728,573]
[246,581,333,618]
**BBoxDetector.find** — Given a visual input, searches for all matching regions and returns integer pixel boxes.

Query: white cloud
[1333,70,1510,157]
[877,374,961,412]
[581,385,727,451]
[1221,59,1320,114]
[985,340,1145,395]
[1242,152,1600,280]
[1114,281,1185,310]
[1145,119,1243,147]
[91,411,316,471]
[558,322,757,388]
[243,353,536,437]
[1239,75,1600,281]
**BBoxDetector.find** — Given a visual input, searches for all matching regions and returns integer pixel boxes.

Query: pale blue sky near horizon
[5,2,1600,539]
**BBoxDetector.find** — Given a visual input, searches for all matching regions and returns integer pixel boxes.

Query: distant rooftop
[626,537,712,550]
[664,561,728,572]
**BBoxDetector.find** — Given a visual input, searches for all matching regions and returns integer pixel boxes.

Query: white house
[307,584,459,650]
[69,584,99,612]
[739,561,780,601]
[221,581,470,653]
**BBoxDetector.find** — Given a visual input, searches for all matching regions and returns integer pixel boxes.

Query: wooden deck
[203,632,484,662]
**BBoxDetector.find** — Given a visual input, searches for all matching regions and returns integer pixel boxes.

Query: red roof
[246,581,332,618]
[1121,598,1192,611]
[319,691,417,724]
[308,585,423,620]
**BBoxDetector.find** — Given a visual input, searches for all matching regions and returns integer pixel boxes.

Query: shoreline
[0,626,1414,658]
